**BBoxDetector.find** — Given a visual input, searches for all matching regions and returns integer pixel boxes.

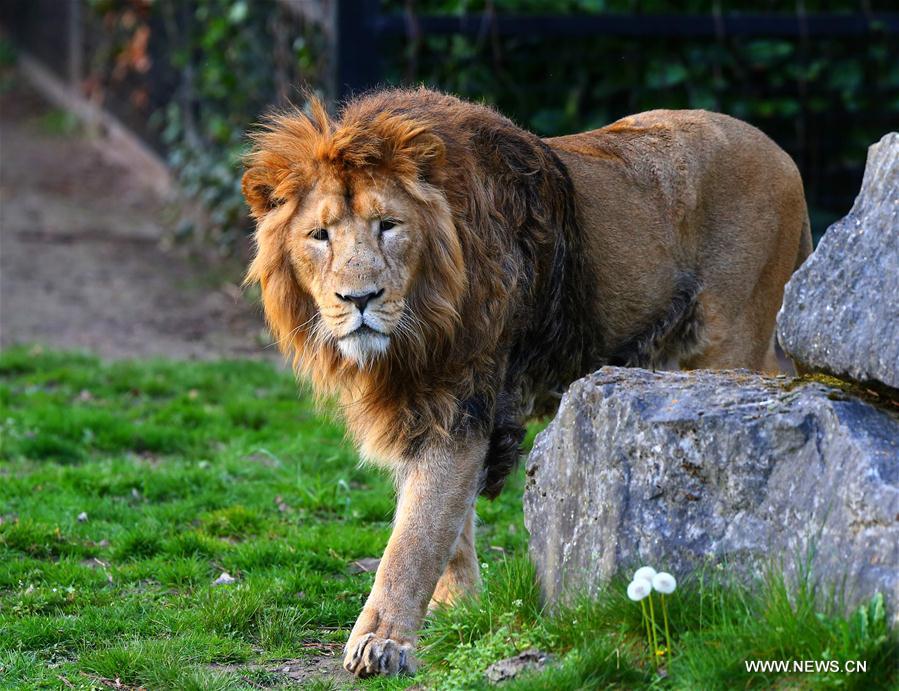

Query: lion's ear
[242,166,279,219]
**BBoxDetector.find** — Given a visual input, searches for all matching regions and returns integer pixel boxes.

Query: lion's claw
[343,633,417,677]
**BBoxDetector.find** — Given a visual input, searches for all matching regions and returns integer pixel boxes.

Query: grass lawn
[1,347,896,690]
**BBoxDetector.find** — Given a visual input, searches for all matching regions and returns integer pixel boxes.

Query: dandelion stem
[661,593,672,656]
[647,593,660,669]
[640,598,653,666]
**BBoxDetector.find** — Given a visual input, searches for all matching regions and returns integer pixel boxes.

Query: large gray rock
[777,132,898,390]
[524,368,899,621]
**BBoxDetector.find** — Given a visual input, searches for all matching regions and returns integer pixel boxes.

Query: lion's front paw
[343,632,418,677]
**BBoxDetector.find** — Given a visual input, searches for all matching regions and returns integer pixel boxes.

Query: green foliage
[149,0,325,247]
[34,108,82,136]
[83,1,896,247]
[0,34,16,96]
[417,559,897,690]
[382,1,896,231]
[80,1,325,248]
[0,35,17,68]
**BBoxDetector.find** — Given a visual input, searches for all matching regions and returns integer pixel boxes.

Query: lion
[241,87,811,677]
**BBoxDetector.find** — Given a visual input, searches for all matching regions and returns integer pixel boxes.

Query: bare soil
[210,651,351,688]
[0,77,269,360]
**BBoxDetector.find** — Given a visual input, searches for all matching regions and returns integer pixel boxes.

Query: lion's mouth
[342,324,388,339]
[337,324,391,364]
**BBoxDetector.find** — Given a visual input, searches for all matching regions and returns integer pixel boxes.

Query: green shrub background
[76,0,899,247]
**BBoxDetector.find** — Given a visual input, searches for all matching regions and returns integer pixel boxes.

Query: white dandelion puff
[652,572,677,594]
[633,566,657,583]
[627,578,653,601]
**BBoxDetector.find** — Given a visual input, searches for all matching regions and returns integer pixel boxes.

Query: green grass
[1,347,895,690]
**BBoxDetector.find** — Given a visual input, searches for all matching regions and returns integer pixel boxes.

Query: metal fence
[337,3,899,98]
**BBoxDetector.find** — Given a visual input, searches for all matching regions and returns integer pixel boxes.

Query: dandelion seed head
[627,578,652,601]
[633,566,657,582]
[652,572,677,594]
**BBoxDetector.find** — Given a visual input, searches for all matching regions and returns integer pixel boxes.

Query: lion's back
[545,109,808,352]
[548,109,800,222]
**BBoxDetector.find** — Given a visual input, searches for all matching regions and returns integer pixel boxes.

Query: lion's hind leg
[430,507,480,611]
[679,291,780,373]
[613,276,782,374]
[610,273,704,370]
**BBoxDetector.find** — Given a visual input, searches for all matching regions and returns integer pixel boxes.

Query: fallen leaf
[213,571,236,586]
[348,557,381,574]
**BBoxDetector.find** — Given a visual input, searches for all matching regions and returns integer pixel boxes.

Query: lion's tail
[776,210,814,375]
[795,212,813,272]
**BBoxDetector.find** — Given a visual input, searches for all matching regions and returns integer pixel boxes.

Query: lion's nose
[336,289,384,314]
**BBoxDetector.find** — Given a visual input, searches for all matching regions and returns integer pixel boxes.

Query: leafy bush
[152,0,325,248]
[82,0,897,248]
[382,0,899,235]
[86,0,326,249]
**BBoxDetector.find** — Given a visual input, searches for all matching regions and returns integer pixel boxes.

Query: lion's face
[287,175,425,365]
[243,95,467,381]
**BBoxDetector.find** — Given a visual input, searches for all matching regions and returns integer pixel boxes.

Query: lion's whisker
[310,318,334,349]
[267,312,321,350]
[398,310,426,350]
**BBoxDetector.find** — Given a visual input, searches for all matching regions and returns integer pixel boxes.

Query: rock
[524,368,899,622]
[777,132,898,390]
[484,649,552,684]
[212,571,236,586]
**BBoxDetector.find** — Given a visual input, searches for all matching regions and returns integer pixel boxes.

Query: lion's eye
[378,219,399,234]
[309,228,329,242]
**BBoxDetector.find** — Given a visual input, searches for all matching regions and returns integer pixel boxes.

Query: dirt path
[0,78,269,360]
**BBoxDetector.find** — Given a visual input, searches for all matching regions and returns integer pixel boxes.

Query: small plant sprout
[627,577,658,668]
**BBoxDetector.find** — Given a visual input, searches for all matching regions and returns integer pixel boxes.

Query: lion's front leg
[343,437,486,677]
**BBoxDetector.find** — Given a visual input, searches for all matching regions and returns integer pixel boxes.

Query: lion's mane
[243,88,596,496]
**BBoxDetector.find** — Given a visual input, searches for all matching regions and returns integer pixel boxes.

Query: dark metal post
[67,0,83,90]
[335,0,381,101]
